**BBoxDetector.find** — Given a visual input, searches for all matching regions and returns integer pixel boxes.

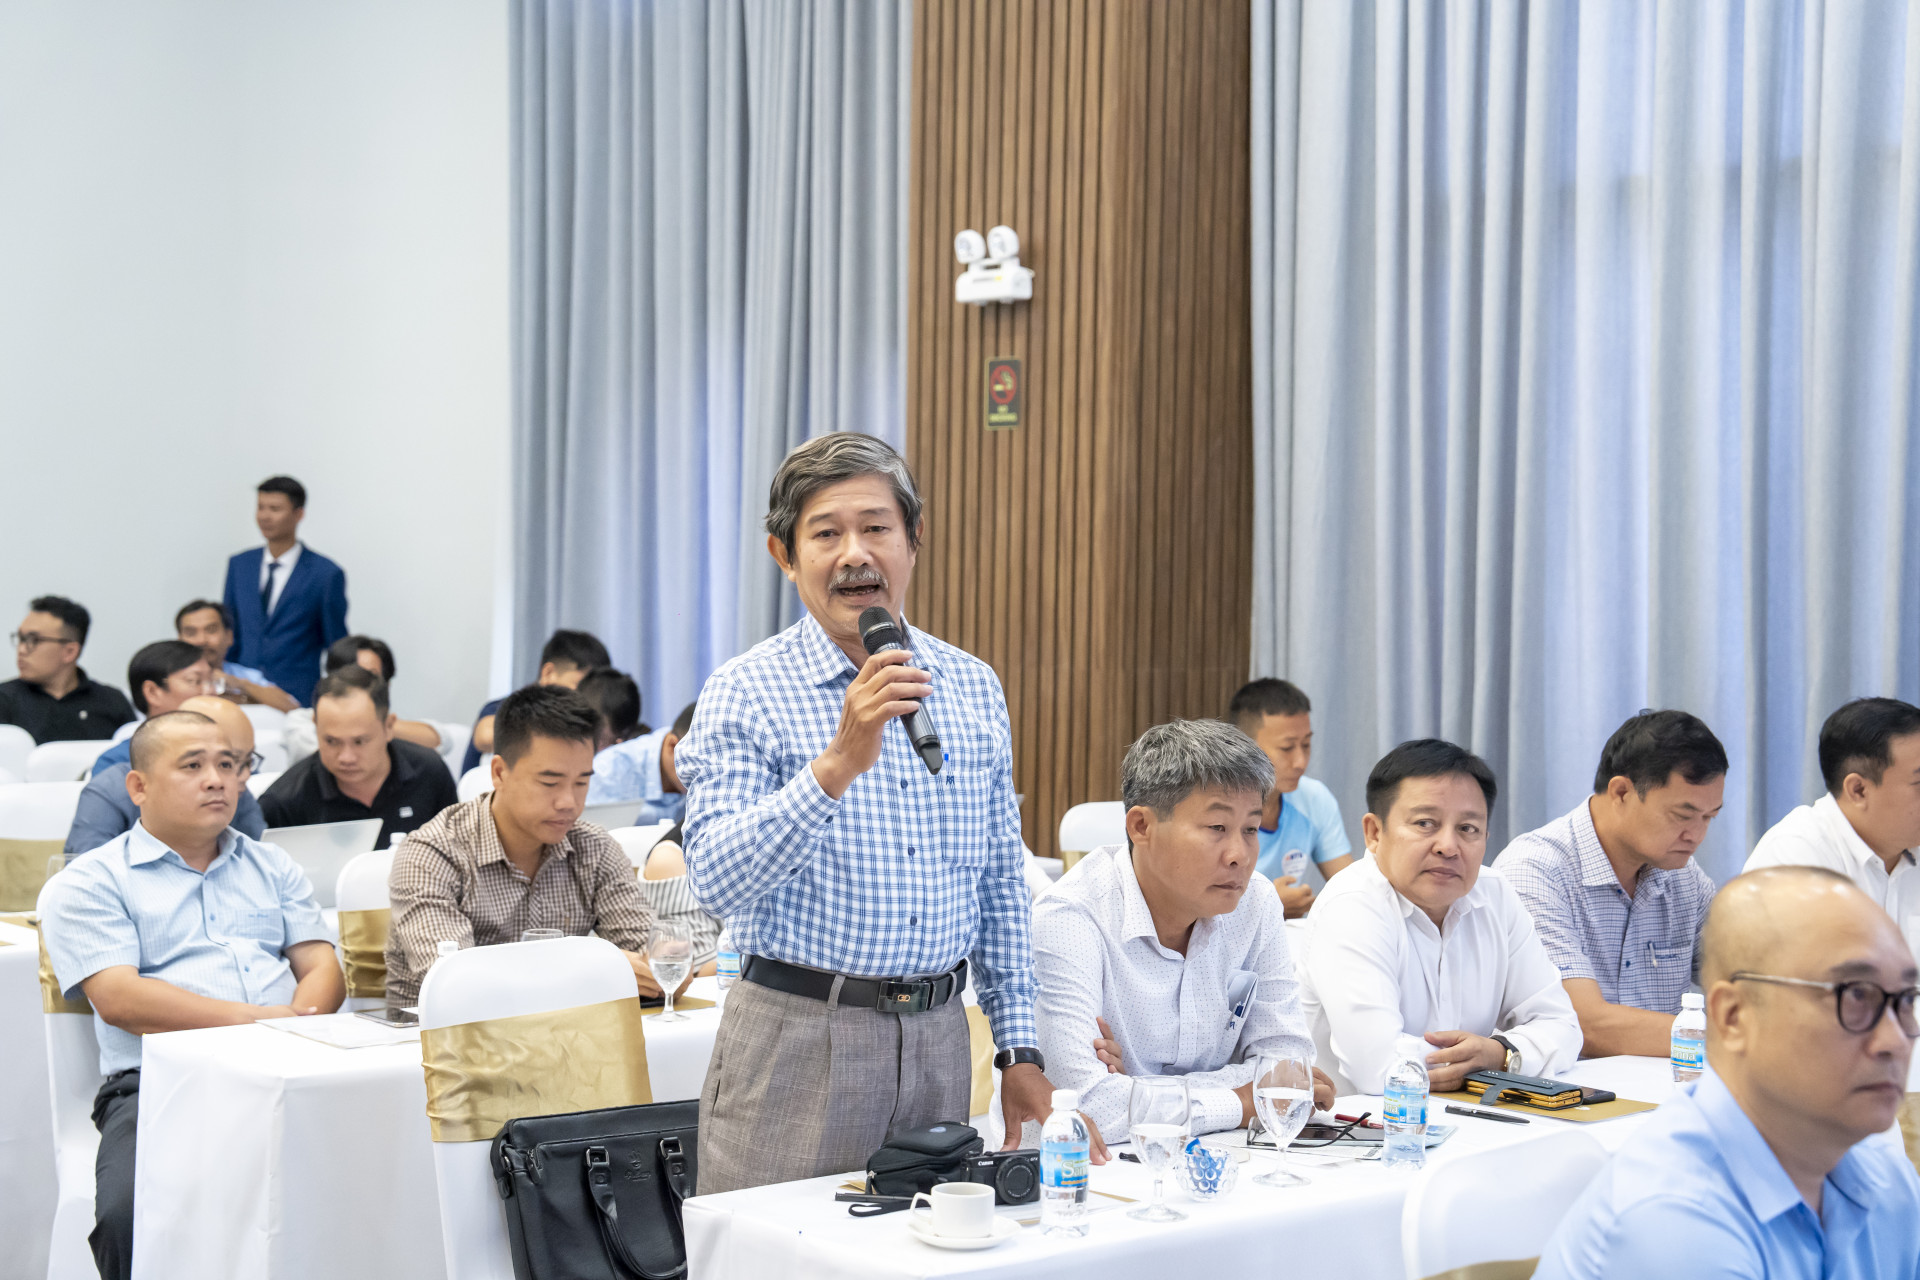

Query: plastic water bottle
[1382,1034,1429,1169]
[1039,1089,1091,1236]
[433,939,460,968]
[714,928,740,993]
[1671,992,1706,1082]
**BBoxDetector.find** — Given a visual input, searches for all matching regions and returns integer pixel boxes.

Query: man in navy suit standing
[223,476,348,706]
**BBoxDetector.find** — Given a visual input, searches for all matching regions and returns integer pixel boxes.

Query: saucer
[904,1214,1020,1251]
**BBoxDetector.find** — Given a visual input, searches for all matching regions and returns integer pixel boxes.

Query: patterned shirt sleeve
[965,682,1039,1050]
[384,827,477,1007]
[1495,841,1598,984]
[581,830,653,953]
[679,667,841,917]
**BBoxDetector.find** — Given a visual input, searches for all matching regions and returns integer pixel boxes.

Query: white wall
[0,0,509,723]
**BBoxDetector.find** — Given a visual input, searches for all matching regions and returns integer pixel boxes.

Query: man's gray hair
[1122,719,1277,816]
[765,432,924,556]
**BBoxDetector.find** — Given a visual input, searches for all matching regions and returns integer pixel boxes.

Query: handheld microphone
[858,606,943,775]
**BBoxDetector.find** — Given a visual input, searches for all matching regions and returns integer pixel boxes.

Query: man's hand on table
[622,950,695,1000]
[250,1003,321,1021]
[811,649,932,799]
[1001,1062,1109,1163]
[1235,1067,1336,1126]
[1421,1029,1508,1092]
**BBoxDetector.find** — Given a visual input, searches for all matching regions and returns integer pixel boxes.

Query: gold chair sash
[1899,1093,1920,1177]
[421,997,652,1143]
[0,837,63,912]
[1057,849,1090,874]
[0,911,91,1014]
[1424,1261,1538,1280]
[965,1004,996,1118]
[337,908,391,1000]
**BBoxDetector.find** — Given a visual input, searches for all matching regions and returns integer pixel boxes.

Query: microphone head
[858,606,903,655]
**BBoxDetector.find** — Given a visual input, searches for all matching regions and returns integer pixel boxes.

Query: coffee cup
[909,1182,994,1239]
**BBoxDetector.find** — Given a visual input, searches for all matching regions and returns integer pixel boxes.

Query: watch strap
[1491,1035,1520,1071]
[993,1046,1045,1071]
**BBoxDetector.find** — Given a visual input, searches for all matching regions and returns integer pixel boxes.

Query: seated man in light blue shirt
[42,710,342,1280]
[589,696,692,823]
[1228,678,1352,917]
[1537,865,1920,1280]
[90,639,211,774]
[67,695,268,860]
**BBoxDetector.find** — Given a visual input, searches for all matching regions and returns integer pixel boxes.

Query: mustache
[829,565,888,591]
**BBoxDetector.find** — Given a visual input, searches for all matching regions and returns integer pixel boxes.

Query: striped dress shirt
[679,613,1037,1049]
[42,823,332,1074]
[1493,799,1715,1016]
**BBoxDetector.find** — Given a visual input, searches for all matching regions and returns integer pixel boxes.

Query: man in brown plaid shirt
[385,684,660,1008]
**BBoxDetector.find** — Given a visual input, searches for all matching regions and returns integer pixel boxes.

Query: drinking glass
[1249,1052,1315,1187]
[1126,1075,1191,1222]
[648,920,693,1021]
[520,928,563,943]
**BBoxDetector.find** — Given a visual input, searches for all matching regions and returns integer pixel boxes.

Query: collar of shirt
[1689,1068,1886,1233]
[1109,844,1214,959]
[466,795,579,872]
[261,541,303,577]
[1387,861,1484,939]
[793,610,943,687]
[128,820,238,869]
[23,665,98,702]
[1570,799,1671,900]
[315,741,412,804]
[1815,792,1917,874]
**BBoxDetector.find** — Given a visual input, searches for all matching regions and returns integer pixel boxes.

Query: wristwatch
[993,1046,1045,1072]
[1490,1035,1521,1073]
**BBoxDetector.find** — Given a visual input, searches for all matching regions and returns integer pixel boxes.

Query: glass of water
[1126,1075,1192,1222]
[520,928,563,943]
[648,920,693,1021]
[1250,1052,1315,1187]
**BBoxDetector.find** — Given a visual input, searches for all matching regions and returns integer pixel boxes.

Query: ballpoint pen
[1446,1103,1530,1125]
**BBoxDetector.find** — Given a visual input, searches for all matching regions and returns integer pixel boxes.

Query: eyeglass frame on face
[10,630,77,653]
[1728,971,1920,1037]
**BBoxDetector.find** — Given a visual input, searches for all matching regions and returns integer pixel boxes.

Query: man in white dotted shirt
[1032,719,1331,1144]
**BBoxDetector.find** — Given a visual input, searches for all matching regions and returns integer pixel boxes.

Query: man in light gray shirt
[1033,720,1326,1144]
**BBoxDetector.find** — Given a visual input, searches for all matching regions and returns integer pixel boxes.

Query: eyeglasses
[1290,1111,1373,1148]
[10,631,73,652]
[243,751,265,776]
[1729,971,1920,1037]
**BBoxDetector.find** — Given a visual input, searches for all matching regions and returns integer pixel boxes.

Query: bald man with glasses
[1537,865,1920,1280]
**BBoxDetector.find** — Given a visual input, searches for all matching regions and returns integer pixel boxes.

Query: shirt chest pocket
[932,767,998,867]
[216,906,285,949]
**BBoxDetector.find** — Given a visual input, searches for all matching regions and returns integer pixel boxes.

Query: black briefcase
[491,1100,699,1280]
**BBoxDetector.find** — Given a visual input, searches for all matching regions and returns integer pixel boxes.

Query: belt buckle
[878,979,933,1014]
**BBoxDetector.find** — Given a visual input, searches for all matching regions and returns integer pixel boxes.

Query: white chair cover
[37,875,107,1280]
[1057,801,1125,853]
[456,764,490,802]
[436,721,472,781]
[0,723,35,779]
[0,781,85,840]
[246,770,282,798]
[419,937,640,1280]
[24,741,106,784]
[1400,1127,1607,1278]
[254,733,290,775]
[335,849,395,1011]
[241,704,289,737]
[609,821,676,869]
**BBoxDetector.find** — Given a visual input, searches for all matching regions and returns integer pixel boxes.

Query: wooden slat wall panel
[907,0,1252,856]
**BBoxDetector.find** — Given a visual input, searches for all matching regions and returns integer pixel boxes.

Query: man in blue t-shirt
[1228,679,1354,917]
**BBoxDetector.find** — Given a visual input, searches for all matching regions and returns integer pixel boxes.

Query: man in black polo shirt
[259,665,456,845]
[0,596,136,744]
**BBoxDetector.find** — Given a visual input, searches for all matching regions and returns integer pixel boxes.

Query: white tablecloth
[0,923,57,1280]
[684,1057,1679,1280]
[131,977,727,1280]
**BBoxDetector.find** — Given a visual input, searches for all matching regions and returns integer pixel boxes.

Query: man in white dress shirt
[1300,739,1581,1093]
[1032,719,1327,1143]
[1745,698,1920,957]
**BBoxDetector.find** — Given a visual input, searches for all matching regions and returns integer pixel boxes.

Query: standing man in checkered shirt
[680,432,1101,1194]
[1492,710,1727,1058]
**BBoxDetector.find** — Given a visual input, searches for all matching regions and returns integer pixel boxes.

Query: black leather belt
[741,954,967,1014]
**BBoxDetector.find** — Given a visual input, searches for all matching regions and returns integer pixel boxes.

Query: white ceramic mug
[909,1182,995,1238]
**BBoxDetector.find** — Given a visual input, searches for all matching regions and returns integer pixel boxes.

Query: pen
[1446,1103,1530,1125]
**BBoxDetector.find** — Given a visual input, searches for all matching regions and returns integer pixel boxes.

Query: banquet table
[0,921,57,1280]
[683,1056,1680,1280]
[130,977,726,1280]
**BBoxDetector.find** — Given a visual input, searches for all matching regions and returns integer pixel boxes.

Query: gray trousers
[696,977,972,1195]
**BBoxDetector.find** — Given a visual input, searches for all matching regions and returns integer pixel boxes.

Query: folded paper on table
[259,1011,419,1050]
[1434,1089,1656,1123]
[421,997,652,1142]
[337,907,390,1000]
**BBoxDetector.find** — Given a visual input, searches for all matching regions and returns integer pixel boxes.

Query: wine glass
[648,920,693,1021]
[1249,1051,1315,1187]
[519,928,563,943]
[1126,1075,1191,1222]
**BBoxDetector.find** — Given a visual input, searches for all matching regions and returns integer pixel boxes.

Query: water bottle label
[1670,1035,1704,1071]
[1384,1085,1426,1127]
[1041,1139,1089,1189]
[717,950,741,981]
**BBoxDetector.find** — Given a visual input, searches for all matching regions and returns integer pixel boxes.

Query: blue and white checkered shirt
[1492,800,1716,1015]
[680,613,1037,1049]
[42,822,332,1073]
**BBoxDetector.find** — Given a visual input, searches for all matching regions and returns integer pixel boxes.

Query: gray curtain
[511,0,909,718]
[1252,0,1920,881]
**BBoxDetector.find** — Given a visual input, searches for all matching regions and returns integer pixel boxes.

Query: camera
[957,1148,1039,1204]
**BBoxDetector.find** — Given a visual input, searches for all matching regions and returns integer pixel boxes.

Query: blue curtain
[1251,0,1920,880]
[509,0,909,722]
